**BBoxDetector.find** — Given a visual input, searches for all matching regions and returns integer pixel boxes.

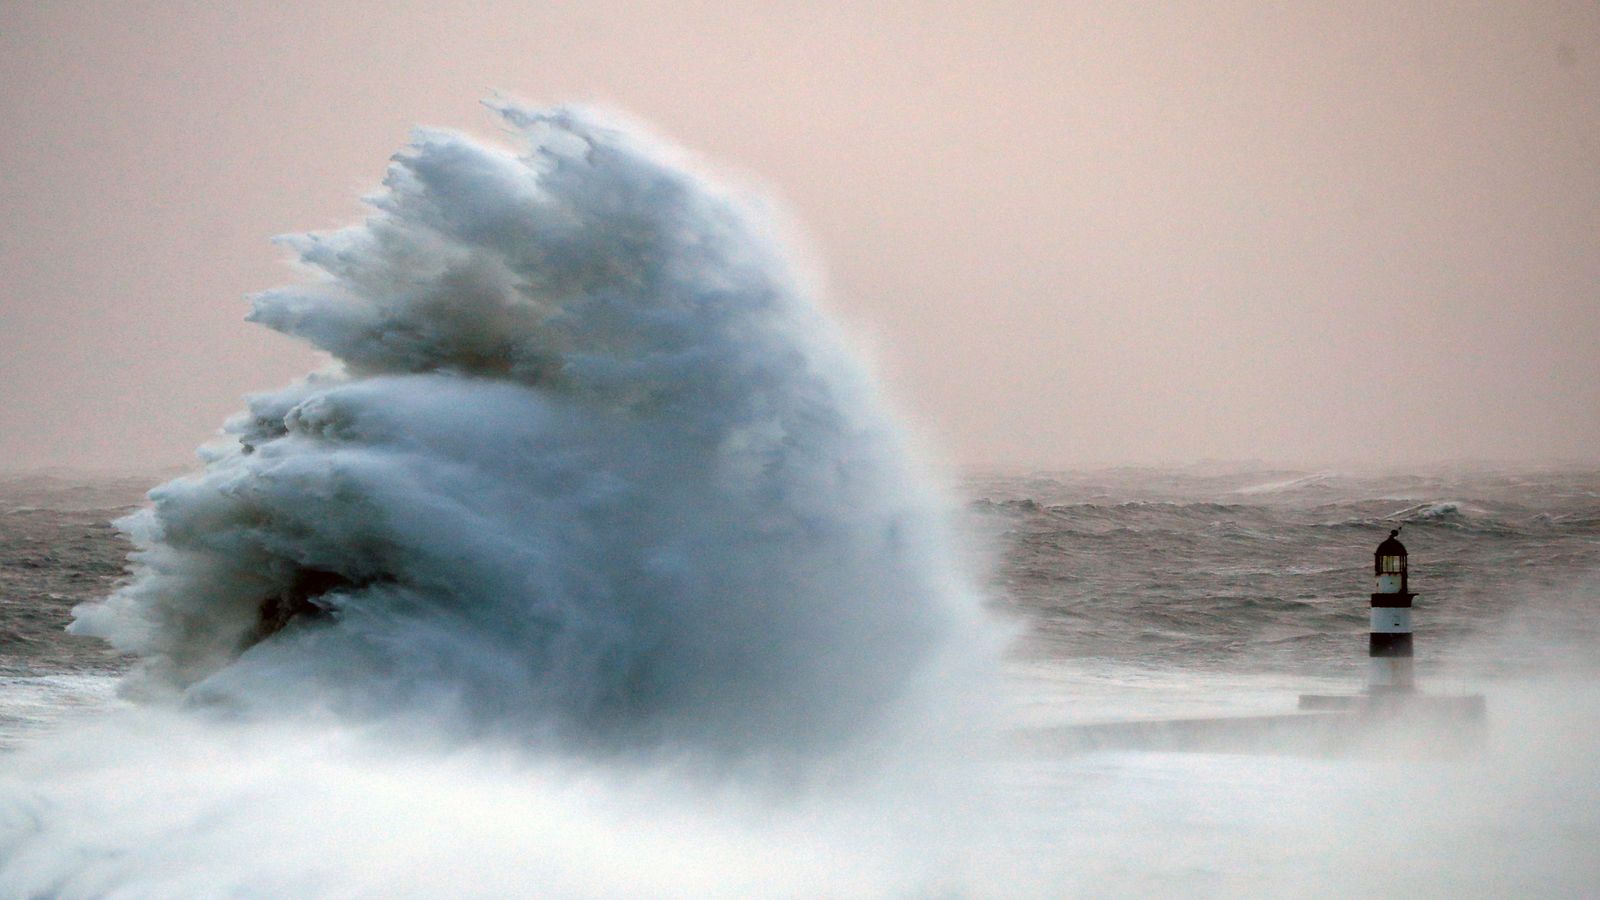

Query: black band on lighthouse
[1369,632,1413,657]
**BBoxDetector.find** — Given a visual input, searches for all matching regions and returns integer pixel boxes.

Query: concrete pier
[1032,694,1488,757]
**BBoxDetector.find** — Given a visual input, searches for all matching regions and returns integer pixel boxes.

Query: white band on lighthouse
[1370,607,1412,634]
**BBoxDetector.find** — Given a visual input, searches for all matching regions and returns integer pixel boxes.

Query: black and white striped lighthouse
[1369,529,1415,693]
[1298,530,1484,737]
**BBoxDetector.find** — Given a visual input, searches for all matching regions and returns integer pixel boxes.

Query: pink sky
[2,2,1596,471]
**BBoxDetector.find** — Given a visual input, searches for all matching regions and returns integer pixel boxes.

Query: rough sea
[4,463,1598,895]
[2,104,1596,896]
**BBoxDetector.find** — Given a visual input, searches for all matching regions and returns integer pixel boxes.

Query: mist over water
[984,465,1600,896]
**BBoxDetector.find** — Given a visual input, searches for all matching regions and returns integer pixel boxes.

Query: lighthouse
[1369,529,1415,693]
[1283,529,1487,749]
[1064,525,1488,754]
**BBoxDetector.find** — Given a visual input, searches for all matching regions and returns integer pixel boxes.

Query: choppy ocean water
[974,464,1600,721]
[3,464,1597,895]
[0,473,147,746]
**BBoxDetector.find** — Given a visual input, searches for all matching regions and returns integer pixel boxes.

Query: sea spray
[66,102,1000,759]
[0,103,1008,895]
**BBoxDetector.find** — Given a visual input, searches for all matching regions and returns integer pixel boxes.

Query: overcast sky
[2,1,1596,472]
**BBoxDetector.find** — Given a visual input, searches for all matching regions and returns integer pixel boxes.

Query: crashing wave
[1232,473,1334,496]
[68,102,995,759]
[1386,500,1469,521]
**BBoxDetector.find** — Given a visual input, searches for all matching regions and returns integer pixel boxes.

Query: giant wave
[67,103,995,759]
[0,103,1004,896]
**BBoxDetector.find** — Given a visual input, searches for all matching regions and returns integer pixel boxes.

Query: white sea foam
[0,673,123,748]
[1231,473,1333,495]
[1386,500,1470,521]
